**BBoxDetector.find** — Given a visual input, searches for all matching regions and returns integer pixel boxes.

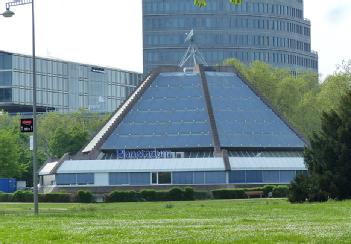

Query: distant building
[0,50,142,114]
[39,65,307,193]
[143,0,318,74]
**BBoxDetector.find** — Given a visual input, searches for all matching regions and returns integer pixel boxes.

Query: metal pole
[31,0,38,215]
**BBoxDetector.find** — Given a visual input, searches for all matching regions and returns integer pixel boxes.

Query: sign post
[20,118,34,133]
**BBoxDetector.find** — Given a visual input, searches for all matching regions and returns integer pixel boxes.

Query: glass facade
[143,0,318,74]
[55,169,306,186]
[0,51,142,113]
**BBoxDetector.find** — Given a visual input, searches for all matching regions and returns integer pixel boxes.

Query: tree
[304,91,351,200]
[38,109,108,159]
[48,124,89,158]
[194,0,243,7]
[0,129,21,178]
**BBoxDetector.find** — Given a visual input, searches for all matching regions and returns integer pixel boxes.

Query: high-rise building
[143,0,318,74]
[0,51,142,113]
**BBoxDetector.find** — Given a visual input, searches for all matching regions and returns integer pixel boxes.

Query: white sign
[29,135,33,151]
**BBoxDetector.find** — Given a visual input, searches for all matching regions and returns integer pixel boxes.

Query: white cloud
[305,0,351,79]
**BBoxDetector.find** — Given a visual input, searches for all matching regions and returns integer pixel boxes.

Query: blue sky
[0,0,350,79]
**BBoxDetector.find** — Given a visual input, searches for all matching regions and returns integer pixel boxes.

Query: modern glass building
[39,65,307,192]
[143,0,318,74]
[0,50,142,113]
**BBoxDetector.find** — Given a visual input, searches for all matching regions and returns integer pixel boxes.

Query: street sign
[29,135,33,151]
[20,118,33,133]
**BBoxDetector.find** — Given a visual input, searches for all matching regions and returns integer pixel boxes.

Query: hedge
[76,190,94,203]
[40,193,71,203]
[12,190,33,202]
[272,185,289,198]
[106,191,141,202]
[107,188,196,202]
[212,186,290,199]
[212,189,246,199]
[0,192,13,202]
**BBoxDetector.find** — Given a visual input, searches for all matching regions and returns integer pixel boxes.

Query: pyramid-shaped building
[39,65,307,192]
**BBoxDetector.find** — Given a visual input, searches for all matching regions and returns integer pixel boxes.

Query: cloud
[327,4,350,24]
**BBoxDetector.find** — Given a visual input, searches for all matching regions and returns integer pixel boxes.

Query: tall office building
[143,0,318,74]
[0,51,142,113]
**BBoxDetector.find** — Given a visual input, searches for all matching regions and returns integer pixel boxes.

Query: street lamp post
[2,0,38,215]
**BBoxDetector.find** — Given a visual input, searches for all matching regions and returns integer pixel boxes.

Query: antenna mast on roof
[179,29,208,68]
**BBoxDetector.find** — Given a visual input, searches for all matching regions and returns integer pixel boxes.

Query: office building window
[0,88,12,102]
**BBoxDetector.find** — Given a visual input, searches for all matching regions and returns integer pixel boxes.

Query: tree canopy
[289,90,351,202]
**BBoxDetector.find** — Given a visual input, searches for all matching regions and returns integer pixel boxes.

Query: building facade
[0,51,142,113]
[39,65,307,193]
[143,0,318,74]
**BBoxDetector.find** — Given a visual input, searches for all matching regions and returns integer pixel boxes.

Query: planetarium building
[39,65,307,192]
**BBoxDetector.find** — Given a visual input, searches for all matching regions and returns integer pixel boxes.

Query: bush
[0,192,13,202]
[154,191,169,201]
[288,175,310,203]
[140,190,157,201]
[76,190,94,203]
[193,191,211,200]
[168,187,184,201]
[263,185,276,197]
[184,187,195,200]
[272,185,289,198]
[106,191,140,202]
[212,189,246,199]
[12,190,33,202]
[40,193,72,203]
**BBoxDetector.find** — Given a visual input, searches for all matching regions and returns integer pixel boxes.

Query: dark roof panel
[205,71,305,148]
[101,72,213,150]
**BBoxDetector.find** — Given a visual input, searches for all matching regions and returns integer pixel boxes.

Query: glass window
[152,172,157,184]
[229,171,245,183]
[280,171,296,183]
[158,172,171,184]
[109,172,129,185]
[246,170,263,183]
[262,170,280,183]
[0,53,12,69]
[77,173,94,185]
[130,172,150,185]
[0,71,12,86]
[172,172,193,184]
[205,171,226,184]
[0,88,12,102]
[56,173,76,185]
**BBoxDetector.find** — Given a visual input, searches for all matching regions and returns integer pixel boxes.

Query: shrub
[212,189,246,199]
[154,191,169,201]
[76,190,94,203]
[140,190,157,201]
[263,185,276,197]
[288,175,310,203]
[39,193,72,203]
[0,192,13,202]
[168,187,184,201]
[106,191,140,202]
[184,187,195,200]
[12,190,33,202]
[193,191,211,200]
[272,185,289,198]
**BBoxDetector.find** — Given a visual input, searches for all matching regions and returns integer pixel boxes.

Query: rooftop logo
[117,149,173,160]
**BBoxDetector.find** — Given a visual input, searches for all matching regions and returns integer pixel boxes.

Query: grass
[0,199,351,243]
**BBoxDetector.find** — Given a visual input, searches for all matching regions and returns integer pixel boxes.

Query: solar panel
[102,72,213,150]
[205,72,305,148]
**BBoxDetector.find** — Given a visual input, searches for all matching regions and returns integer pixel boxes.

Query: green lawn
[0,199,351,243]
